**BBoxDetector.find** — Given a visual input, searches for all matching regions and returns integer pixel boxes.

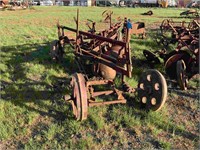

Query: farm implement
[102,10,146,39]
[144,19,199,90]
[0,1,28,11]
[51,10,167,121]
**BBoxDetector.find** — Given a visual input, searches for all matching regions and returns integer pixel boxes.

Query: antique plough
[157,19,199,47]
[0,1,28,11]
[51,10,167,120]
[144,19,199,90]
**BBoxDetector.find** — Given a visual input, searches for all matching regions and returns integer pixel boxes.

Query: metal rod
[87,80,113,86]
[89,99,127,107]
[92,90,114,97]
[78,49,131,77]
[57,25,126,47]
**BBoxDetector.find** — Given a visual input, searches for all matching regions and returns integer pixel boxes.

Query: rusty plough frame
[102,10,146,39]
[164,24,199,90]
[51,10,168,121]
[144,19,199,90]
[156,19,199,47]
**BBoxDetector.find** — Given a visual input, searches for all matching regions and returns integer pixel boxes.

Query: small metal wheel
[138,69,167,111]
[160,19,169,35]
[70,73,88,121]
[143,50,160,64]
[176,60,188,90]
[160,19,174,38]
[102,10,113,23]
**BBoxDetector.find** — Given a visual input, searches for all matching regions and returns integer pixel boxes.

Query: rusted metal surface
[68,73,88,121]
[144,48,199,90]
[144,18,199,90]
[131,22,146,39]
[158,19,199,48]
[138,69,167,111]
[164,19,199,90]
[86,19,96,34]
[53,10,168,120]
[176,60,187,90]
[102,10,113,27]
[89,99,126,107]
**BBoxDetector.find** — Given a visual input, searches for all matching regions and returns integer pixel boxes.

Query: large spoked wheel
[138,69,167,111]
[176,60,188,90]
[70,73,88,121]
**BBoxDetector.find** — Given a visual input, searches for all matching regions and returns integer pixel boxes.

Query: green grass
[0,6,198,149]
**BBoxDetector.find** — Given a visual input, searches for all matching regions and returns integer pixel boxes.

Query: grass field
[0,6,199,149]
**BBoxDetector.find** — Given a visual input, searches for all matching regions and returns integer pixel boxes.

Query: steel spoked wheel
[138,69,167,111]
[176,60,188,90]
[160,19,169,35]
[70,73,88,121]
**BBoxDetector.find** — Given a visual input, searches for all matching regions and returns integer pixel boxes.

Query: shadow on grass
[1,43,76,122]
[168,88,199,99]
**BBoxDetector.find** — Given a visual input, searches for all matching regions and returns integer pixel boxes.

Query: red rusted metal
[131,22,146,39]
[144,19,199,90]
[69,73,88,121]
[158,19,199,47]
[138,69,167,111]
[102,10,113,28]
[89,99,127,107]
[54,10,168,120]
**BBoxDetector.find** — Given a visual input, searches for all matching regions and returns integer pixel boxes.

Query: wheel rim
[70,73,88,120]
[165,51,191,80]
[138,69,167,111]
[177,60,187,90]
[160,19,169,35]
[160,19,173,39]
